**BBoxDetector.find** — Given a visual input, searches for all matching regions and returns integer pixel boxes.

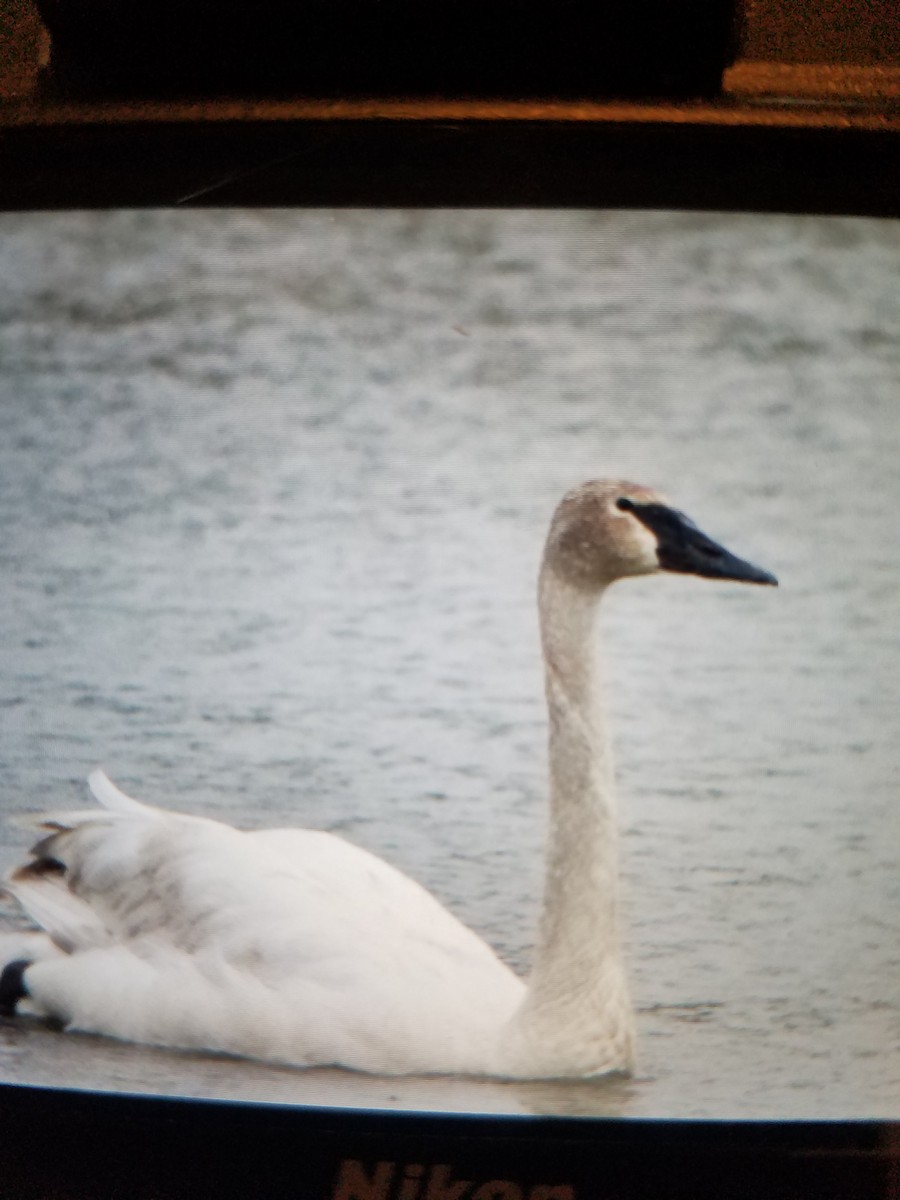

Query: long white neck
[508,560,634,1076]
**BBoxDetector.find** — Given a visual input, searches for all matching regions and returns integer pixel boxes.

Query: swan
[0,480,775,1078]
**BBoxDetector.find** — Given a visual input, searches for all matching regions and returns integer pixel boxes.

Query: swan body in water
[0,481,775,1078]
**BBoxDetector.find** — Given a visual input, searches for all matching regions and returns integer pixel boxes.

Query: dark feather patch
[11,857,67,882]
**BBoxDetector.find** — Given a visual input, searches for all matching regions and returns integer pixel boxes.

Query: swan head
[545,480,778,590]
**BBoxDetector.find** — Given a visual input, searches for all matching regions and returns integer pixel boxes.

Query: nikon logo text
[333,1160,575,1200]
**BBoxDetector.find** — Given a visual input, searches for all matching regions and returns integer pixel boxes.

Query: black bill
[619,499,778,586]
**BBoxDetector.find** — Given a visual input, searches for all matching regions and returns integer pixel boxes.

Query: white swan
[0,480,775,1078]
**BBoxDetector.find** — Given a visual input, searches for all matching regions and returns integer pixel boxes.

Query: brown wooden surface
[0,6,897,214]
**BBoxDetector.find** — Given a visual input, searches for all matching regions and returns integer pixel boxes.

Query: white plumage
[1,481,774,1077]
[6,771,524,1074]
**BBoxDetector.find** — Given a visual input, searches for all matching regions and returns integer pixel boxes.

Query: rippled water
[0,210,897,1118]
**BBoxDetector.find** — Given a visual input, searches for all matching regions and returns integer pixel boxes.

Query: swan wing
[11,787,503,973]
[6,775,524,1074]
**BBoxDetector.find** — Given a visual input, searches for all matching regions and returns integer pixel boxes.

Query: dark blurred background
[1,0,899,101]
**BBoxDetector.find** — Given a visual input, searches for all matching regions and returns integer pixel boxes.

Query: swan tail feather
[4,865,107,953]
[11,772,157,838]
[87,769,153,815]
[3,771,160,953]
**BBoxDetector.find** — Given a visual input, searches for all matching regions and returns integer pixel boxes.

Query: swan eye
[616,497,635,513]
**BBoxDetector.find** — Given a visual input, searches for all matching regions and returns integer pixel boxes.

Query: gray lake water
[0,210,897,1119]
